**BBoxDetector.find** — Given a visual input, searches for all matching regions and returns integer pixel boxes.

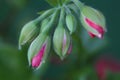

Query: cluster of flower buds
[19,0,107,69]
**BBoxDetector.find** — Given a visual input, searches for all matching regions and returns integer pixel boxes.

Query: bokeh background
[0,0,120,80]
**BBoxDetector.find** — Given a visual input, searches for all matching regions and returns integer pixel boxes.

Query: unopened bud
[19,9,55,50]
[53,23,71,60]
[66,14,76,34]
[80,6,106,38]
[19,20,39,50]
[28,33,51,69]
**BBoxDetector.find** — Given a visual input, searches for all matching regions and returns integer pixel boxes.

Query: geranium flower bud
[53,23,71,60]
[28,33,51,69]
[66,14,76,34]
[19,9,55,50]
[31,44,46,67]
[19,20,39,49]
[80,6,106,38]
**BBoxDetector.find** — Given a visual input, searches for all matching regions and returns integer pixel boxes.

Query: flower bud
[19,9,55,49]
[31,43,46,68]
[53,23,71,60]
[28,33,51,69]
[66,14,76,34]
[19,20,39,50]
[80,6,106,38]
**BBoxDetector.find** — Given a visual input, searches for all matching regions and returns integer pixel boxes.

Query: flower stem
[72,0,84,10]
[44,9,60,34]
[59,7,65,23]
[64,5,72,14]
[34,8,55,23]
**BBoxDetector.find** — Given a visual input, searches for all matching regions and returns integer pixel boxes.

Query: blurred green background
[0,0,120,80]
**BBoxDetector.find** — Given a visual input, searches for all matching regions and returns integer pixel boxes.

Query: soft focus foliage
[0,0,120,80]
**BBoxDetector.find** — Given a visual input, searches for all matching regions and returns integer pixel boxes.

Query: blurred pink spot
[95,57,120,80]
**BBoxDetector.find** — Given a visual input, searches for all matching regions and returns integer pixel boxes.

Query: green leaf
[45,0,59,7]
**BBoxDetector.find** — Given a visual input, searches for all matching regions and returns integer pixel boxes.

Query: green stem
[43,9,60,34]
[63,0,71,5]
[59,7,65,23]
[34,8,55,23]
[72,0,84,10]
[64,5,72,14]
[58,0,62,6]
[57,0,61,7]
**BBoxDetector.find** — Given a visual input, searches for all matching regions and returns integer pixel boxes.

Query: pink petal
[88,32,96,38]
[95,57,120,80]
[62,32,67,52]
[67,42,72,54]
[85,18,104,38]
[32,44,46,68]
[95,59,107,80]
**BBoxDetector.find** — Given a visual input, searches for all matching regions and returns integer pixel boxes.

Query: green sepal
[19,20,39,50]
[40,18,50,33]
[80,13,99,36]
[62,29,71,59]
[66,13,77,34]
[53,23,64,58]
